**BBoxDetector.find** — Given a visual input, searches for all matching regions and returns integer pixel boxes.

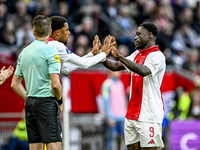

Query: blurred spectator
[118,44,130,57]
[182,49,199,73]
[156,22,174,52]
[66,34,75,52]
[0,3,8,32]
[101,69,127,150]
[193,7,200,40]
[0,19,16,46]
[158,0,175,22]
[189,75,200,119]
[163,48,174,66]
[118,0,138,19]
[168,86,191,121]
[15,16,35,48]
[74,34,91,56]
[115,5,136,53]
[102,0,118,19]
[172,0,186,25]
[142,0,157,22]
[78,0,101,17]
[186,0,199,8]
[177,7,194,27]
[154,6,171,31]
[57,1,69,18]
[75,34,90,49]
[1,109,29,150]
[10,1,32,30]
[16,34,32,59]
[195,63,200,76]
[9,109,29,150]
[133,0,146,25]
[75,46,86,57]
[172,49,187,69]
[35,0,52,17]
[172,23,199,53]
[98,0,118,39]
[57,1,76,32]
[74,16,97,46]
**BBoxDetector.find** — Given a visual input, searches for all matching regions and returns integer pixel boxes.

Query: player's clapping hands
[91,35,101,55]
[102,35,112,56]
[110,36,121,59]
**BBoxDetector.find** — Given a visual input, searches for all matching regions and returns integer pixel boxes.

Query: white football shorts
[124,118,164,148]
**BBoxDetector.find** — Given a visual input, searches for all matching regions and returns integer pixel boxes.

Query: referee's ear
[33,29,36,37]
[49,29,52,37]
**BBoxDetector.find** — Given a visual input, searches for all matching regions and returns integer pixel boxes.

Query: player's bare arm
[118,55,151,77]
[11,75,27,100]
[102,59,124,71]
[111,36,151,77]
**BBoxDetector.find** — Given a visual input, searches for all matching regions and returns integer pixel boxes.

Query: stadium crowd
[0,0,200,75]
[1,0,200,149]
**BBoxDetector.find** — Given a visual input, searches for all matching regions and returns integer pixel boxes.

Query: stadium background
[1,0,200,149]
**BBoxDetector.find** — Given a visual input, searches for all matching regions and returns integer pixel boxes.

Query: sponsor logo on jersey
[66,48,72,54]
[54,54,61,63]
[148,139,155,144]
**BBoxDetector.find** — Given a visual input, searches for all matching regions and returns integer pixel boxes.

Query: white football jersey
[48,38,106,74]
[124,46,166,123]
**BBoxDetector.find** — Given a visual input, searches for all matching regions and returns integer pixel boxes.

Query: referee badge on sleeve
[54,54,61,63]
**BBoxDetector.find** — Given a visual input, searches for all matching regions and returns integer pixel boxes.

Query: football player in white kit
[48,16,111,74]
[47,16,112,150]
[101,22,166,150]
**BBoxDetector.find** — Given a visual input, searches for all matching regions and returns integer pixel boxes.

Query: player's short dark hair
[139,22,158,37]
[51,16,67,34]
[33,15,51,37]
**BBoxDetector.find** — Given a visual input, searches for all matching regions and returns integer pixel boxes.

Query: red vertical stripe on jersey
[125,46,160,120]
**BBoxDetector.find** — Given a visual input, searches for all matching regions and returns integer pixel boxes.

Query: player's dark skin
[102,26,158,150]
[102,26,153,77]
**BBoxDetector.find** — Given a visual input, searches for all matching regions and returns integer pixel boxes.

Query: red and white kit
[125,45,165,123]
[124,45,166,147]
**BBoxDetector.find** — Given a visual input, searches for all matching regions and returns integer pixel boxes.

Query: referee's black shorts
[25,97,62,143]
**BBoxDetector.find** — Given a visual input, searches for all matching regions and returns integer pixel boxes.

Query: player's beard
[135,43,145,50]
[135,45,142,50]
[64,41,67,45]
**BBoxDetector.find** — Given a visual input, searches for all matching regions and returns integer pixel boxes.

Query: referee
[11,15,62,150]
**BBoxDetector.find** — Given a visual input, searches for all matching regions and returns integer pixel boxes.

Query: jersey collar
[49,37,55,41]
[138,45,159,53]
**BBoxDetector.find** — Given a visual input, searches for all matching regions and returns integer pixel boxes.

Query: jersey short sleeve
[144,51,166,77]
[48,47,61,74]
[14,53,23,77]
